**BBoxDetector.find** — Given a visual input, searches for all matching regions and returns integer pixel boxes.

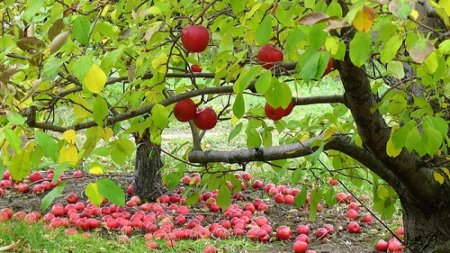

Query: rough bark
[133,129,163,201]
[400,186,450,253]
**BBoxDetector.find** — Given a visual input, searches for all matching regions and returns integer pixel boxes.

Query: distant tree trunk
[133,128,163,201]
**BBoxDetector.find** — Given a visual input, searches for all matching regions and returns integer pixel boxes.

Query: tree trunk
[133,129,163,201]
[400,190,450,253]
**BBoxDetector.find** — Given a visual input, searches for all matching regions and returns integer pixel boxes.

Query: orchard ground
[0,169,402,253]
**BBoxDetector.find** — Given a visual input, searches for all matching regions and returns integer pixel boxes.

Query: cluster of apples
[0,169,84,197]
[1,170,400,252]
[374,227,404,252]
[173,98,218,130]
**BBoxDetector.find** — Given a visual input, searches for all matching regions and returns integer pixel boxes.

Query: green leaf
[70,55,93,81]
[299,50,321,82]
[387,61,405,79]
[41,181,67,211]
[255,15,273,45]
[349,32,372,67]
[230,0,245,14]
[151,104,169,129]
[110,138,135,165]
[391,120,415,149]
[323,186,336,207]
[246,128,261,148]
[186,190,200,206]
[292,168,302,185]
[255,71,272,95]
[233,66,261,93]
[425,116,449,137]
[438,39,450,54]
[217,183,232,210]
[228,123,243,142]
[93,96,108,126]
[163,171,182,190]
[309,23,328,50]
[388,93,407,115]
[380,35,403,64]
[6,112,26,125]
[285,28,305,53]
[309,187,322,221]
[22,0,44,22]
[35,132,59,161]
[97,178,125,206]
[294,185,308,208]
[3,128,22,152]
[101,46,125,74]
[422,126,442,156]
[377,185,389,200]
[404,126,420,152]
[233,93,245,119]
[85,183,105,206]
[9,150,31,181]
[52,163,71,184]
[72,15,91,46]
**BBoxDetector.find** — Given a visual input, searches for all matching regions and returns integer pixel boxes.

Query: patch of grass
[0,221,263,253]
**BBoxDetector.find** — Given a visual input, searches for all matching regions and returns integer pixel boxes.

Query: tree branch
[27,85,345,132]
[188,134,401,193]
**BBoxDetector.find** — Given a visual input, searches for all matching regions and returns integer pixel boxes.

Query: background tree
[0,1,449,252]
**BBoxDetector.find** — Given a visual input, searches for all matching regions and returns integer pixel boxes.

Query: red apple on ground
[347,222,361,233]
[328,177,338,186]
[33,184,45,194]
[257,44,283,69]
[293,240,309,253]
[29,171,44,182]
[347,209,359,220]
[276,225,291,240]
[375,239,389,251]
[193,107,217,130]
[387,238,404,252]
[315,228,329,240]
[66,193,78,204]
[297,225,310,235]
[395,227,404,238]
[72,170,83,178]
[241,172,251,182]
[203,245,217,253]
[174,98,197,122]
[361,214,373,223]
[17,183,30,193]
[285,195,295,204]
[181,25,209,53]
[252,180,264,189]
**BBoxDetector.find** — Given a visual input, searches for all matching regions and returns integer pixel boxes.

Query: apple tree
[0,1,449,252]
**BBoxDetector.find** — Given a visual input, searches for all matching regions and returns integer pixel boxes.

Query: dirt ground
[0,172,391,253]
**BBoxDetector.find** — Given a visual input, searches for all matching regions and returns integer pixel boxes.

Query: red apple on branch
[181,25,210,53]
[193,107,217,130]
[174,98,197,122]
[257,44,283,69]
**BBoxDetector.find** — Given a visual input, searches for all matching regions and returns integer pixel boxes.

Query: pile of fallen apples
[0,170,404,253]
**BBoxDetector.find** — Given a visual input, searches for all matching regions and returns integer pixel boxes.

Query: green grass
[1,221,262,253]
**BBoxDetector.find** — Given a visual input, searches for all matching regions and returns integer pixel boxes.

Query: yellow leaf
[72,95,91,119]
[352,6,375,32]
[89,166,104,175]
[441,167,450,179]
[63,130,76,144]
[322,126,337,140]
[58,144,78,166]
[230,114,239,125]
[440,0,450,16]
[325,36,340,55]
[434,171,445,185]
[101,127,113,141]
[151,53,168,74]
[83,64,107,94]
[101,5,110,17]
[386,137,402,157]
[410,9,419,20]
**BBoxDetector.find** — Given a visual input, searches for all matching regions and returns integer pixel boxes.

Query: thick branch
[188,135,401,192]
